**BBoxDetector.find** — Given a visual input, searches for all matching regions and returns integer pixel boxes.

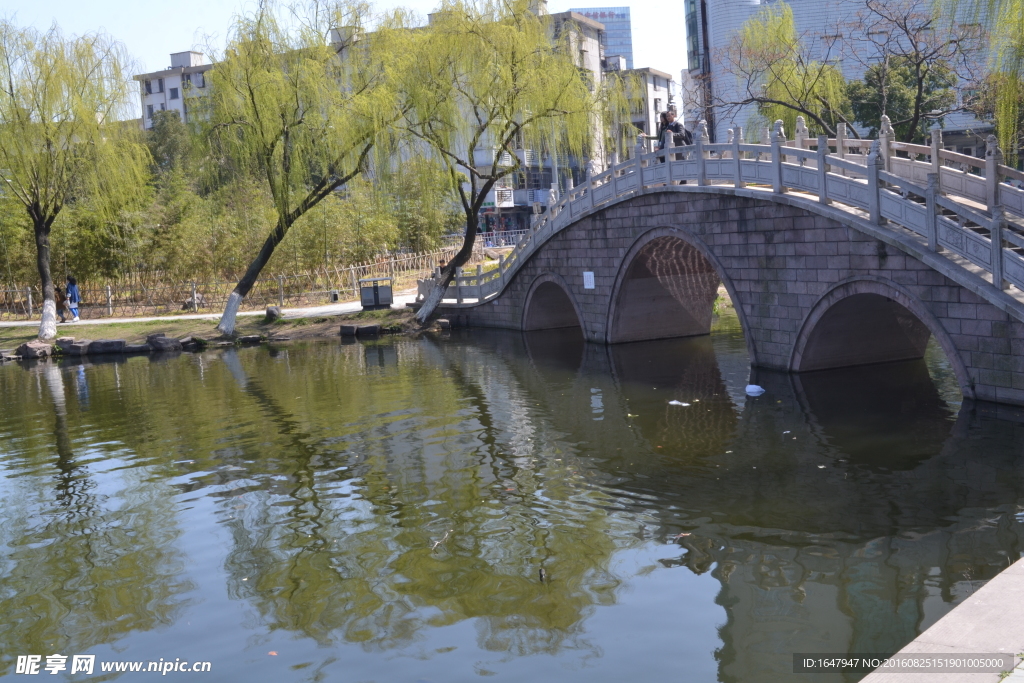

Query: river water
[1,310,1023,682]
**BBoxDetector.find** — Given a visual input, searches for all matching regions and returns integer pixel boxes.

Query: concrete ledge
[861,557,1024,682]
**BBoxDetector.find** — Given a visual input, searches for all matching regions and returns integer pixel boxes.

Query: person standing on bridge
[657,110,691,151]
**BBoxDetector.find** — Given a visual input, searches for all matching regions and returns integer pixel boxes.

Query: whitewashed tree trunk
[217,291,244,336]
[414,273,452,323]
[38,299,57,340]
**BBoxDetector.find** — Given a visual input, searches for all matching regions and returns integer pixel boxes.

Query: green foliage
[725,2,852,138]
[401,0,634,319]
[848,58,958,142]
[0,20,151,336]
[941,0,1024,157]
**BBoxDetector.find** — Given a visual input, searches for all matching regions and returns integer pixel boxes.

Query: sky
[4,0,686,92]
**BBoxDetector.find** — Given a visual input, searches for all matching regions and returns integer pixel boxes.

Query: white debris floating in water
[745,385,766,396]
[668,400,690,407]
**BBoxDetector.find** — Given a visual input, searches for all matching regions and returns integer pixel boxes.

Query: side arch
[605,226,758,364]
[521,272,586,333]
[789,275,975,399]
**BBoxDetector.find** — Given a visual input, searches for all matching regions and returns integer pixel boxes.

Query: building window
[157,78,164,93]
[160,103,166,111]
[147,104,154,119]
[170,88,179,100]
[654,98,662,114]
[196,72,205,88]
[144,79,152,94]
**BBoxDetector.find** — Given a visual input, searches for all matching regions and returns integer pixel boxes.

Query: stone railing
[421,115,1024,307]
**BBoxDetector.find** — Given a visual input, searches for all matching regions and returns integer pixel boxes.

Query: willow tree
[401,0,629,322]
[0,22,149,339]
[940,0,1024,160]
[718,2,853,138]
[204,0,401,335]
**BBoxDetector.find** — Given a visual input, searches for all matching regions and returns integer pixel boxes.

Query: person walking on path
[66,277,81,322]
[55,284,68,323]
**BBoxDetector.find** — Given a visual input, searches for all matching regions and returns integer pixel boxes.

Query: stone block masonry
[440,190,1024,406]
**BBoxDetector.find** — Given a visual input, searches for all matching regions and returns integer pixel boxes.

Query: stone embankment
[0,308,412,363]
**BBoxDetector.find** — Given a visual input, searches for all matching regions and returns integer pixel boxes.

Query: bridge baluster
[878,115,894,172]
[930,123,943,184]
[816,135,831,205]
[733,126,745,189]
[867,139,884,224]
[991,210,1009,291]
[986,134,1003,212]
[771,120,786,194]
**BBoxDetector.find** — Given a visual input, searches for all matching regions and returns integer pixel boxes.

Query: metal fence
[1,246,460,322]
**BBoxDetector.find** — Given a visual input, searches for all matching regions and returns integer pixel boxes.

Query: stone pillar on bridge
[794,115,808,155]
[930,122,943,178]
[771,120,786,194]
[878,115,894,171]
[986,134,1004,211]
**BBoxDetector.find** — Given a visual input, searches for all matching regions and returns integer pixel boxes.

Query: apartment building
[570,6,634,69]
[134,51,211,129]
[683,0,992,152]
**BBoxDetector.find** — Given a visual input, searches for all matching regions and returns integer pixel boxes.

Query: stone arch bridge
[425,121,1024,406]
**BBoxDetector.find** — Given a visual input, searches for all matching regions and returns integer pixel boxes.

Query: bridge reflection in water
[510,318,1024,681]
[1,324,1023,683]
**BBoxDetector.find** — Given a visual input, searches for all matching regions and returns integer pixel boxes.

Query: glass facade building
[569,7,633,69]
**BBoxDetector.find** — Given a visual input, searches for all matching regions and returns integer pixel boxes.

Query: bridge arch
[790,276,975,399]
[606,226,757,361]
[522,273,585,333]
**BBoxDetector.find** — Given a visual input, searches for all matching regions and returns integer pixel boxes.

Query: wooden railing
[423,116,1024,308]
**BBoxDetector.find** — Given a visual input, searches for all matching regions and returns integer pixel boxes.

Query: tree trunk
[31,210,57,340]
[217,217,290,336]
[415,212,480,323]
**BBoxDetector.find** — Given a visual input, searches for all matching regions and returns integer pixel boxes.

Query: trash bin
[329,289,340,303]
[359,277,393,311]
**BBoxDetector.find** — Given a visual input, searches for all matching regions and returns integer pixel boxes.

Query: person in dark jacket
[657,110,692,150]
[55,285,68,323]
[66,276,81,322]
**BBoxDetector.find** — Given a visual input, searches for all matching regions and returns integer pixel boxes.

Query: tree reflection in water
[0,317,1022,683]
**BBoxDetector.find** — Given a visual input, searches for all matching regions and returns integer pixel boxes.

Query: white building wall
[692,0,990,144]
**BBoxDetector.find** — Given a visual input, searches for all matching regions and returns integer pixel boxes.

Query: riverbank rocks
[265,306,283,323]
[67,341,92,356]
[437,319,451,330]
[124,343,152,353]
[56,337,77,352]
[147,334,183,352]
[88,339,126,355]
[15,340,52,359]
[340,324,358,336]
[357,324,381,337]
[236,335,261,345]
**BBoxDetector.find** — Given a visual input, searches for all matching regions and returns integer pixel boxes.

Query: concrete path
[861,556,1024,682]
[0,293,418,329]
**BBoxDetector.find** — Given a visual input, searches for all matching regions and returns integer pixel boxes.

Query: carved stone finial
[727,128,735,144]
[795,116,808,137]
[986,134,1003,161]
[772,119,786,142]
[868,139,884,166]
[695,119,709,142]
[879,114,894,137]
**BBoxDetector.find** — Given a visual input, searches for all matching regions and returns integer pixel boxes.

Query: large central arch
[606,227,757,362]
